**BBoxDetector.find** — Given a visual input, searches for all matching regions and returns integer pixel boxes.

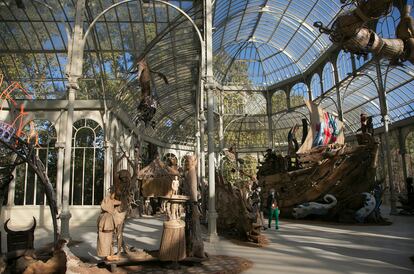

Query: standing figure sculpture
[171,176,180,196]
[96,169,131,261]
[97,193,122,261]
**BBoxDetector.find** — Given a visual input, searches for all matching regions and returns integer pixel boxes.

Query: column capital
[104,140,114,148]
[204,78,216,91]
[199,112,206,122]
[381,114,390,123]
[55,142,66,149]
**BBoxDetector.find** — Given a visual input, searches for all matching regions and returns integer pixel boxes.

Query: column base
[390,207,399,215]
[207,211,218,242]
[59,211,72,241]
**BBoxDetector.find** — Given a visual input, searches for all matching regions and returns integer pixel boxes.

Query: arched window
[310,74,322,99]
[272,90,287,113]
[337,50,353,81]
[70,119,104,205]
[163,153,178,167]
[322,62,335,92]
[376,6,400,39]
[290,82,309,108]
[14,120,57,205]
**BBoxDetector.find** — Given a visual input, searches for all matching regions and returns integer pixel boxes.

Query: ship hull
[258,142,380,221]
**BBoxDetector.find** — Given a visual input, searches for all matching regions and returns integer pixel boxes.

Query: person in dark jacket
[267,188,280,229]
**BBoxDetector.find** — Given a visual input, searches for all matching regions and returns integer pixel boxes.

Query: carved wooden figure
[97,193,121,261]
[96,169,131,261]
[171,176,179,196]
[184,154,205,258]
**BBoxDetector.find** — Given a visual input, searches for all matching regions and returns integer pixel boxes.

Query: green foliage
[290,95,305,108]
[214,55,251,87]
[240,155,258,179]
[272,91,287,113]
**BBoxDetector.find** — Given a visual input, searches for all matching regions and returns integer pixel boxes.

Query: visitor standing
[267,188,280,229]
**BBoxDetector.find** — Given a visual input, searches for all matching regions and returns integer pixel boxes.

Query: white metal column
[375,61,397,215]
[205,0,218,242]
[61,0,87,240]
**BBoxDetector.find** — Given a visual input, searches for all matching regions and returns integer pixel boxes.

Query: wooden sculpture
[96,169,131,261]
[183,155,204,258]
[4,217,36,252]
[158,182,188,262]
[138,156,179,197]
[216,151,262,242]
[132,59,168,127]
[258,104,382,223]
[315,0,414,64]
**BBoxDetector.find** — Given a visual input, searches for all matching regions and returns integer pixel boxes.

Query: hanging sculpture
[131,59,168,127]
[314,0,414,64]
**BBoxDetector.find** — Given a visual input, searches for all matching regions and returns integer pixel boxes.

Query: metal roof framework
[0,0,414,149]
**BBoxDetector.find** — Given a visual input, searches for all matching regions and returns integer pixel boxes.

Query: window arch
[14,120,57,205]
[310,74,322,99]
[337,50,353,81]
[272,90,287,113]
[376,6,400,39]
[322,62,335,92]
[290,82,309,108]
[163,153,178,167]
[70,119,104,205]
[354,54,371,69]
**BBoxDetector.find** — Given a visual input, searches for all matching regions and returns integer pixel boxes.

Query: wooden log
[159,220,186,262]
[184,154,205,258]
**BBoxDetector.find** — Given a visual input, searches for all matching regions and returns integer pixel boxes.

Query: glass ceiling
[213,0,347,88]
[0,0,200,145]
[1,0,414,149]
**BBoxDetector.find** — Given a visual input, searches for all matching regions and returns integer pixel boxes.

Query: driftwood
[4,217,36,253]
[258,142,380,222]
[138,157,179,197]
[183,155,204,258]
[132,59,168,127]
[315,0,414,64]
[19,240,67,274]
[216,153,260,242]
[0,135,59,246]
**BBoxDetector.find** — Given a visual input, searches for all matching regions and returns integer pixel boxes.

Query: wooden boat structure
[257,137,386,223]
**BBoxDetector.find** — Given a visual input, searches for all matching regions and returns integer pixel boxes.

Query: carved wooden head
[184,154,197,170]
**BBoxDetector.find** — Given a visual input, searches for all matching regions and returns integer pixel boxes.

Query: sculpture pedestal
[158,195,189,262]
[159,219,186,261]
